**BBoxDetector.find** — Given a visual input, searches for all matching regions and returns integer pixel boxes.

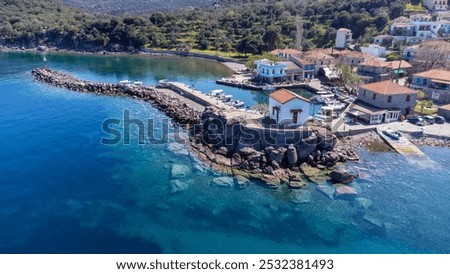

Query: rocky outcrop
[329,169,356,184]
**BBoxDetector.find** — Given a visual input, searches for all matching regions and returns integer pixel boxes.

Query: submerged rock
[234,175,250,189]
[334,185,358,200]
[355,197,373,210]
[210,176,234,188]
[167,143,189,156]
[316,184,335,200]
[291,189,312,204]
[169,179,189,193]
[330,169,356,184]
[171,164,190,179]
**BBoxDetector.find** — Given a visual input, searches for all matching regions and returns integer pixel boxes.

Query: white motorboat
[233,100,245,108]
[220,94,233,102]
[158,79,169,87]
[119,80,131,85]
[382,128,402,140]
[211,89,224,97]
[321,102,346,112]
[133,81,143,86]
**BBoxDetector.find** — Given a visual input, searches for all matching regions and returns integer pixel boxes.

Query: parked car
[435,116,446,124]
[423,115,435,125]
[407,115,424,124]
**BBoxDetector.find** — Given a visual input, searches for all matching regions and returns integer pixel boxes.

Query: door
[292,112,298,124]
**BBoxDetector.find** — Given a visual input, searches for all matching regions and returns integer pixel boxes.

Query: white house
[254,59,286,83]
[269,89,311,127]
[360,44,389,57]
[335,28,352,49]
[423,0,448,11]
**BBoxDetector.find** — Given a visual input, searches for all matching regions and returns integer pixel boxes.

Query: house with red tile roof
[270,48,302,59]
[411,69,450,104]
[269,89,311,126]
[357,59,392,82]
[349,80,417,124]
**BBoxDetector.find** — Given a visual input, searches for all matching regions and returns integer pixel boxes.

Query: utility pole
[295,16,304,51]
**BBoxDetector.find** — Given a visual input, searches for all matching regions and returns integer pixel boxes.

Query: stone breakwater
[31,68,200,125]
[32,68,359,188]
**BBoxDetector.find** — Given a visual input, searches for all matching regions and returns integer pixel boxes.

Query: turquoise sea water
[1,52,450,254]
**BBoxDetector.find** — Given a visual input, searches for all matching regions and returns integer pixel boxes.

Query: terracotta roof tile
[359,59,390,68]
[439,104,450,111]
[360,80,417,95]
[388,60,412,69]
[270,48,302,55]
[269,89,310,104]
[414,69,450,82]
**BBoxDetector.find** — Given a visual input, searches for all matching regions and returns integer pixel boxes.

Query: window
[363,90,366,97]
[272,69,275,74]
[388,96,392,103]
[406,95,411,102]
[373,93,377,100]
[416,77,421,84]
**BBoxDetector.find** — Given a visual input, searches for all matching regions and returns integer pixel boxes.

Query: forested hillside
[63,0,217,14]
[0,0,409,54]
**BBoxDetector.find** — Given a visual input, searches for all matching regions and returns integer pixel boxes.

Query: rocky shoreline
[405,133,450,148]
[32,67,361,191]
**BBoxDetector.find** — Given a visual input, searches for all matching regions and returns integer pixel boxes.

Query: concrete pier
[376,127,425,156]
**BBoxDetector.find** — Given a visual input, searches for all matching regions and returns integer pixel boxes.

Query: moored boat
[382,128,402,140]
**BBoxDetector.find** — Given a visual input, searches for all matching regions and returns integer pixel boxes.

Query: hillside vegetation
[0,0,409,54]
[63,0,217,14]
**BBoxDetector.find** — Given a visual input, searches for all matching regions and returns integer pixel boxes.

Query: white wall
[269,97,311,126]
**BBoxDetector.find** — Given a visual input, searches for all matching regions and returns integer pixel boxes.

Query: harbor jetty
[32,67,359,188]
[31,68,200,126]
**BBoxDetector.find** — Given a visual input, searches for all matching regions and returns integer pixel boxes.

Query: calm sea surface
[0,52,449,253]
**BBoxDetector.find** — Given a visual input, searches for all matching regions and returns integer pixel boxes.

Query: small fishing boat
[158,79,169,87]
[321,102,346,112]
[119,80,131,85]
[211,89,224,97]
[382,128,402,140]
[133,81,143,86]
[232,100,245,108]
[262,85,275,91]
[220,94,233,102]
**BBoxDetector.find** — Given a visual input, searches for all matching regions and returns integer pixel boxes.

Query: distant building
[337,50,375,67]
[254,59,286,83]
[373,35,393,45]
[411,69,450,104]
[335,28,353,49]
[278,61,304,82]
[303,50,336,74]
[357,59,391,83]
[270,48,302,59]
[290,56,315,79]
[360,44,388,57]
[423,0,448,11]
[388,60,413,77]
[269,89,311,127]
[349,81,417,124]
